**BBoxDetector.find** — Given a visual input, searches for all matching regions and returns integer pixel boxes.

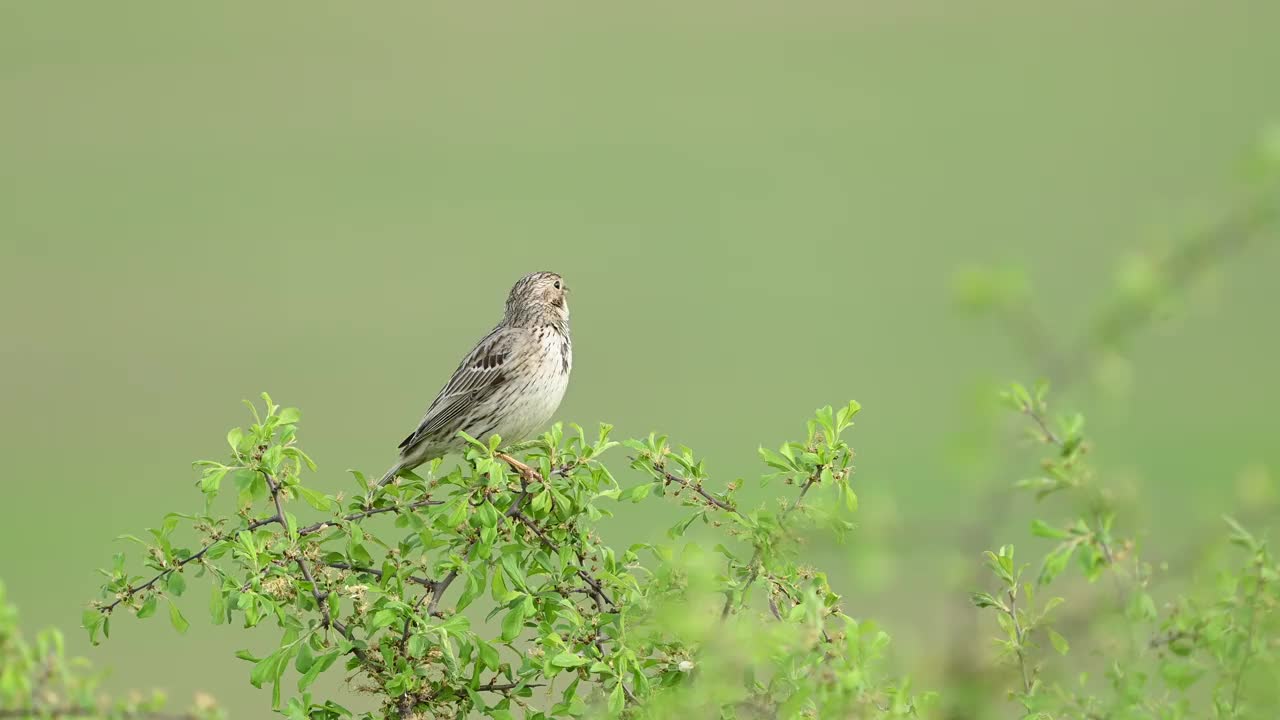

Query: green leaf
[201,467,228,494]
[298,649,340,691]
[136,594,158,619]
[295,485,333,511]
[369,608,399,631]
[445,498,469,528]
[475,501,499,528]
[278,407,302,424]
[970,592,1003,610]
[166,598,189,633]
[617,483,654,503]
[551,651,590,668]
[500,602,527,642]
[842,483,858,512]
[209,584,227,625]
[436,629,460,676]
[491,565,510,602]
[1038,543,1076,585]
[166,572,187,597]
[1048,628,1069,655]
[250,651,281,688]
[531,489,553,515]
[758,447,795,472]
[608,682,625,714]
[456,569,486,612]
[456,430,487,452]
[667,512,701,539]
[1030,519,1069,539]
[295,639,315,673]
[82,609,105,645]
[477,640,500,671]
[836,400,861,431]
[1008,382,1032,410]
[1223,515,1259,551]
[1160,660,1204,691]
[249,638,301,709]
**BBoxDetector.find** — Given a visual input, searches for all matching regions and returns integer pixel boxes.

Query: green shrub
[85,396,924,719]
[973,384,1278,720]
[0,580,223,719]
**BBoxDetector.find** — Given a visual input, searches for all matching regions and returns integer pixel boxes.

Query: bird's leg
[496,452,541,483]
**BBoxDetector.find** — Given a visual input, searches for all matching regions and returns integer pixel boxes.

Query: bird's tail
[376,461,406,490]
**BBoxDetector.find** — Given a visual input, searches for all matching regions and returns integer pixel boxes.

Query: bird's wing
[398,327,520,451]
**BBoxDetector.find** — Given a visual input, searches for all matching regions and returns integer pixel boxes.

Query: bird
[376,271,572,488]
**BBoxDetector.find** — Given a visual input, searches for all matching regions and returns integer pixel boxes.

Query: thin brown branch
[512,510,615,610]
[1021,406,1063,448]
[99,514,276,614]
[102,489,440,616]
[322,562,433,588]
[653,465,741,516]
[297,497,442,537]
[475,680,545,692]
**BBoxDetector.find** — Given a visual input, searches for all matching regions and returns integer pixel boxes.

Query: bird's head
[505,271,570,329]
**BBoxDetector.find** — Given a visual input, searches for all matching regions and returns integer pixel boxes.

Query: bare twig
[321,562,433,588]
[476,680,545,692]
[297,497,442,537]
[1021,406,1063,448]
[653,466,741,515]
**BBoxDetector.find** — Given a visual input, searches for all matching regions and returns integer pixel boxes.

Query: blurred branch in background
[934,126,1280,717]
[1085,191,1277,365]
[956,133,1280,390]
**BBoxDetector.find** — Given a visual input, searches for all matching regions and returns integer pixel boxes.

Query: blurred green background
[2,1,1278,716]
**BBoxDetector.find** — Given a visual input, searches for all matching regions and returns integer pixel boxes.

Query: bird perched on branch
[377,271,572,488]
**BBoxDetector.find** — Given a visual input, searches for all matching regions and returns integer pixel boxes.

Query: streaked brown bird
[378,271,572,487]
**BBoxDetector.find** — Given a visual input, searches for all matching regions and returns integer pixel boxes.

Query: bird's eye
[553,281,561,289]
